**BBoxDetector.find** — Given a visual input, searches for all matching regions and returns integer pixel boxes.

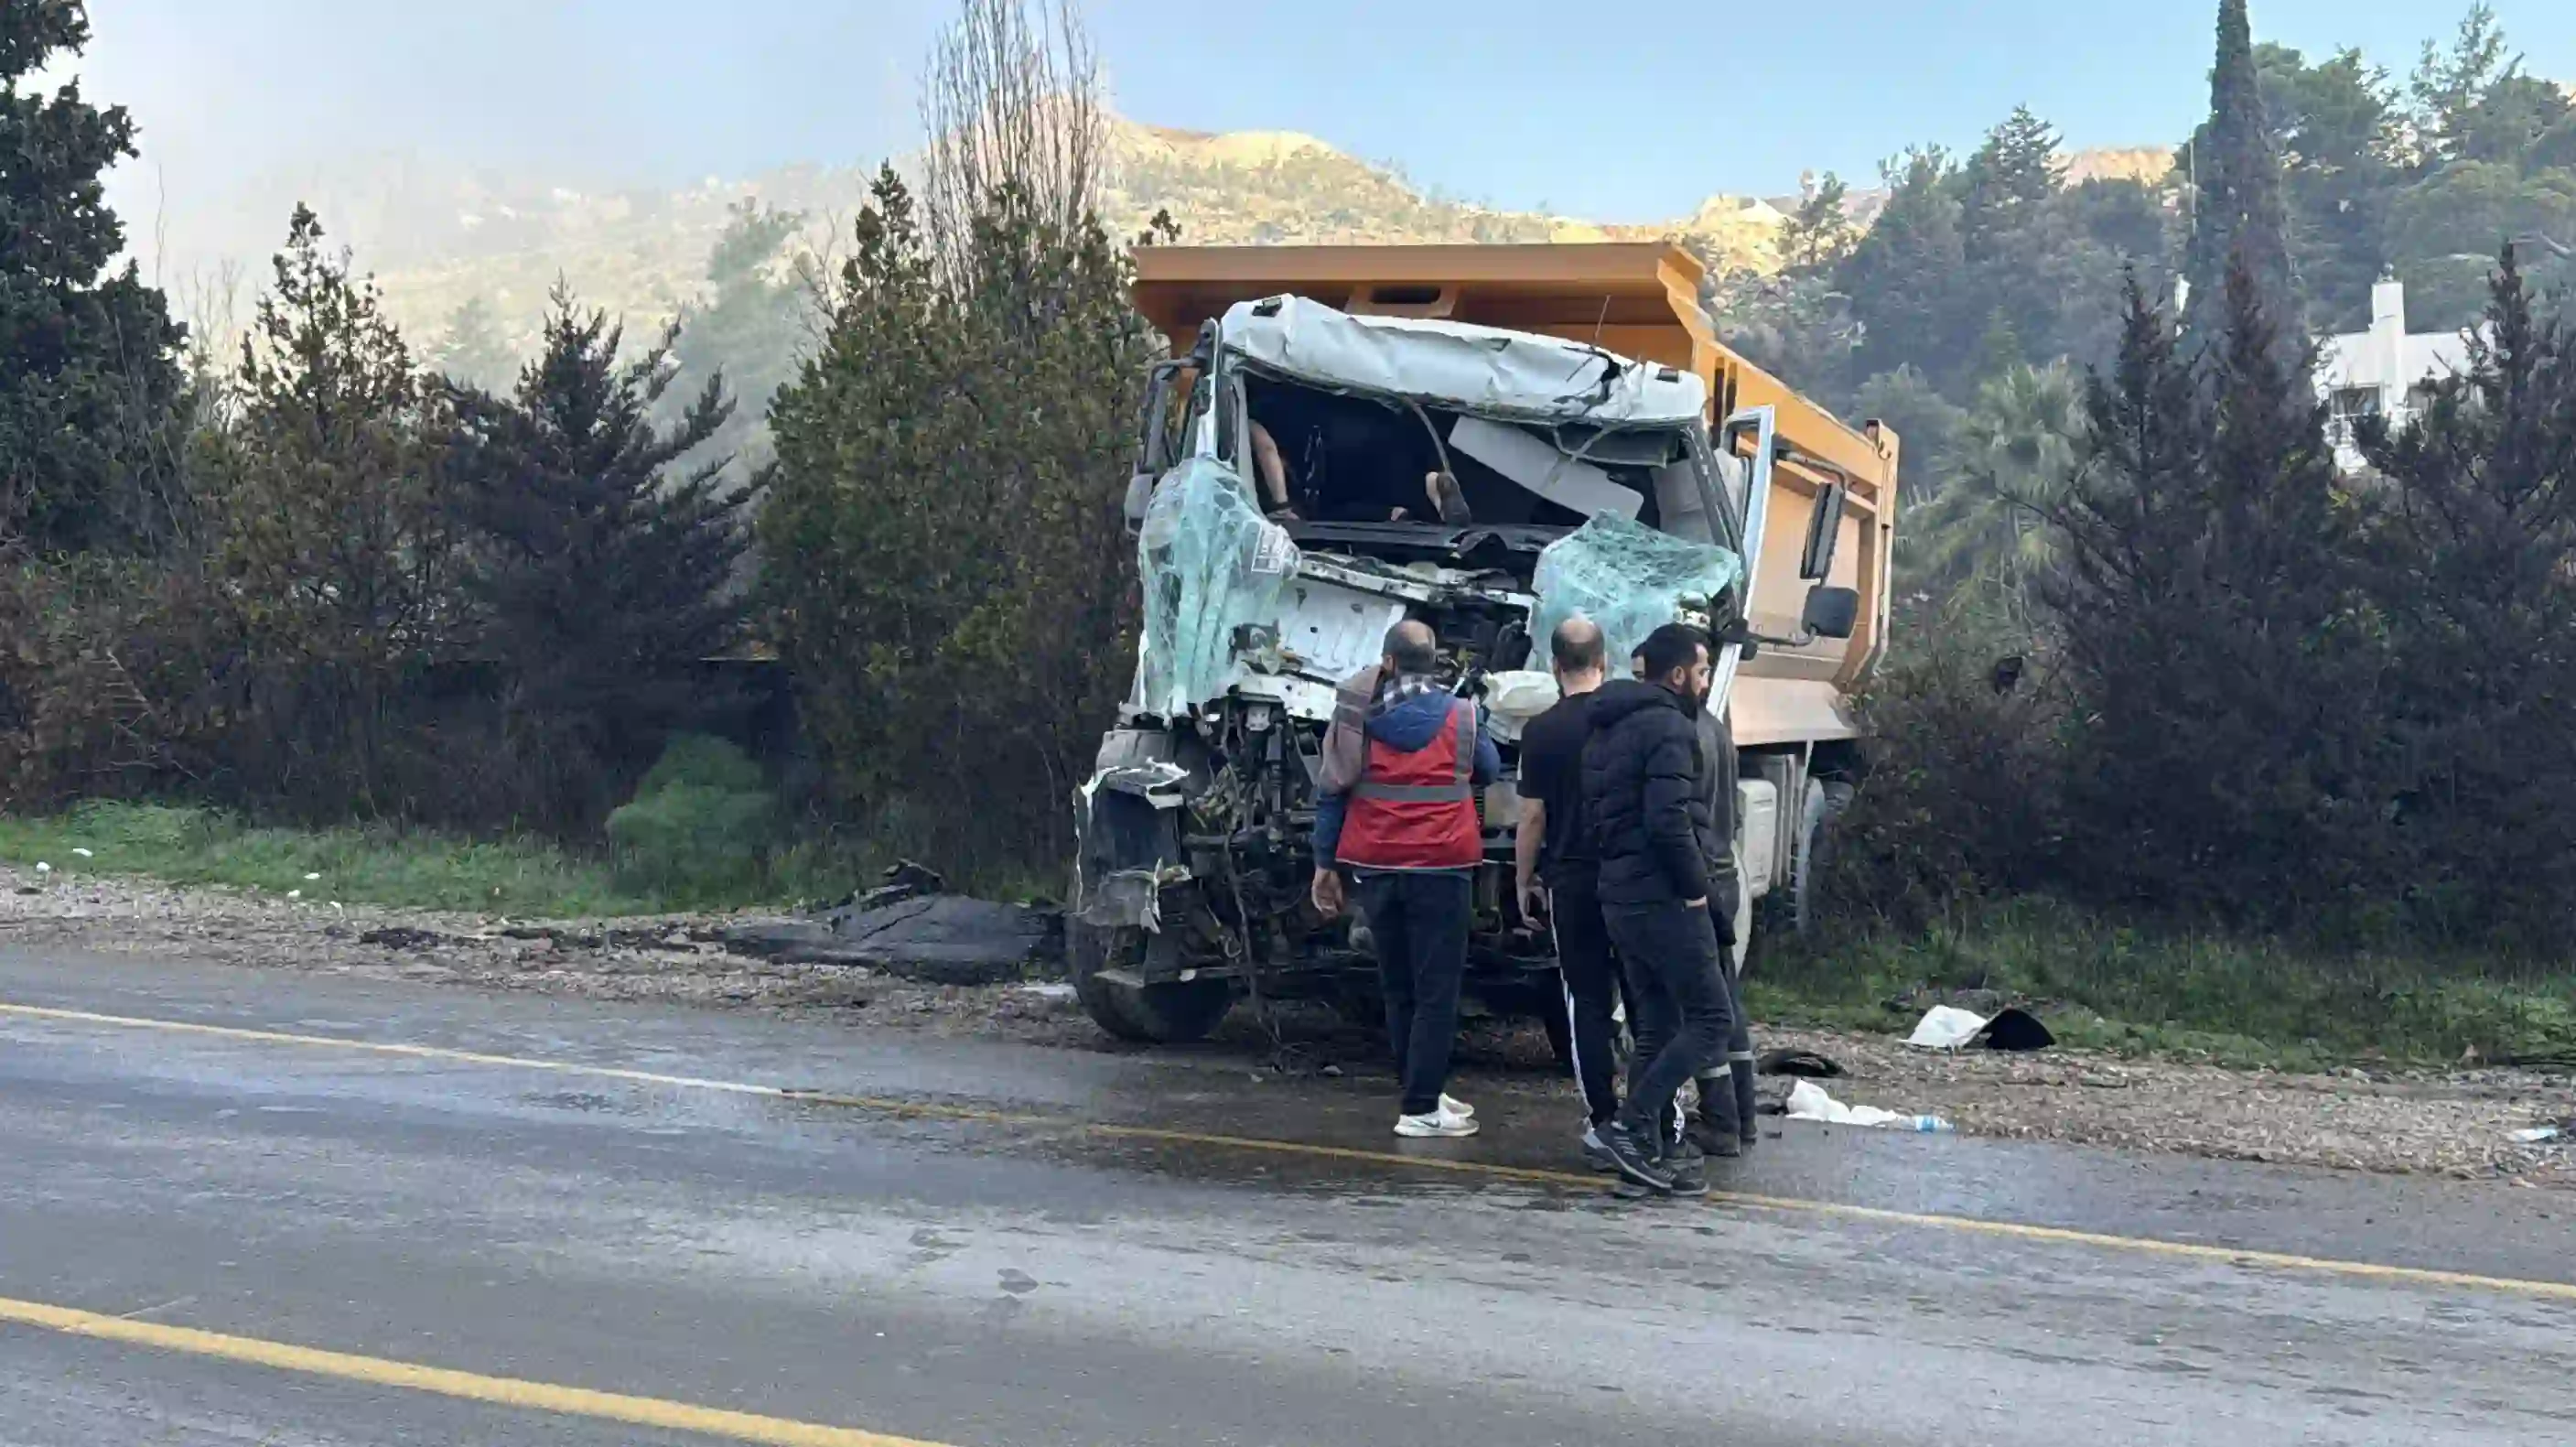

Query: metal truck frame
[1068,244,1898,1047]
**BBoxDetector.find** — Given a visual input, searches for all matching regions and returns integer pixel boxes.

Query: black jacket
[1579,679,1714,906]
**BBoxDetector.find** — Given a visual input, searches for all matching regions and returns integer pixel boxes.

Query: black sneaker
[1579,1124,1621,1174]
[1600,1121,1674,1193]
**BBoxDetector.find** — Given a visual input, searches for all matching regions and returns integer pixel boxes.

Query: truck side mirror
[1801,585,1860,641]
[1799,482,1848,581]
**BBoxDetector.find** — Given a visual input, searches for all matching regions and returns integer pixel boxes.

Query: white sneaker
[1439,1094,1475,1118]
[1395,1106,1480,1139]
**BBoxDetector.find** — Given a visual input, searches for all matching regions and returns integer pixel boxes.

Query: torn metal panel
[1222,296,1708,426]
[1447,415,1644,521]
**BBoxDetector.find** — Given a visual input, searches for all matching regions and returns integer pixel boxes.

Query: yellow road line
[7,999,2575,1303]
[0,1291,947,1446]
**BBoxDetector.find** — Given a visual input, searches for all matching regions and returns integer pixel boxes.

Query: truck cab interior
[1241,373,1678,547]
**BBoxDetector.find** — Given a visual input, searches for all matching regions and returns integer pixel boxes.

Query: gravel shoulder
[5,865,2571,1187]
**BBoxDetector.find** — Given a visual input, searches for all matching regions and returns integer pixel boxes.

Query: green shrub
[604,736,776,901]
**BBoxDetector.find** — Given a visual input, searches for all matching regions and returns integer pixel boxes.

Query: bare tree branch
[918,0,1105,285]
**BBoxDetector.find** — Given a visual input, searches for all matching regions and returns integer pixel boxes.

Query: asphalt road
[1,945,2571,1446]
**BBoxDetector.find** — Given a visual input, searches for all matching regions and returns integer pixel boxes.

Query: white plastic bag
[1904,1005,1991,1050]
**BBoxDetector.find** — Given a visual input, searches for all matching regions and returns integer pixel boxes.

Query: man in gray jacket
[1693,704,1760,1157]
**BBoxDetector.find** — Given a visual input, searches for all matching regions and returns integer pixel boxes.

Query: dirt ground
[5,864,2571,1188]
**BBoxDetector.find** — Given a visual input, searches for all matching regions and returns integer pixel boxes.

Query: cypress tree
[2183,0,2301,358]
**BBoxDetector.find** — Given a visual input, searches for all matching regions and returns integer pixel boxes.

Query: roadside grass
[1752,896,2576,1072]
[0,802,879,918]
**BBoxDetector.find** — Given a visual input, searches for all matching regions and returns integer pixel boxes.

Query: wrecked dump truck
[1068,243,1897,1046]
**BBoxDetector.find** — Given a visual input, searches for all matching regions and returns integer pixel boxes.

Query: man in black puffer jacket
[1579,622,1737,1194]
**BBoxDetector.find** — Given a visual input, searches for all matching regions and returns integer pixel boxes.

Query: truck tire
[1788,778,1854,937]
[1067,915,1234,1044]
[1750,776,1853,956]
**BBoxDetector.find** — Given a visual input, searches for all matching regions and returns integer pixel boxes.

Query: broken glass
[1136,457,1302,716]
[1530,513,1745,670]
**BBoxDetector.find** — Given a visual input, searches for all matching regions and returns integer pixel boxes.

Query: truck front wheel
[1067,917,1235,1044]
[1746,776,1852,969]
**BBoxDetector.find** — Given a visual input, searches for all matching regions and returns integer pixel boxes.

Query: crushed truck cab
[1070,244,1898,1046]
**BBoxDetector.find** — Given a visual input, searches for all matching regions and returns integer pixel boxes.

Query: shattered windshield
[1530,513,1746,672]
[1135,455,1302,716]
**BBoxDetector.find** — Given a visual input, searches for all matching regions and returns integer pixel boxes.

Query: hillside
[185,120,2162,370]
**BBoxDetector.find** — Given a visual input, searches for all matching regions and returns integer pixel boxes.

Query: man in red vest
[1311,620,1502,1139]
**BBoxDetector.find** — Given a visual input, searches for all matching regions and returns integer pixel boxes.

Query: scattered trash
[727,890,1060,987]
[70,848,92,858]
[359,926,449,951]
[854,859,948,912]
[303,872,322,882]
[33,861,49,874]
[1784,1079,1953,1133]
[286,889,302,900]
[1902,1003,2057,1053]
[1755,1047,1844,1078]
[2512,1126,2561,1144]
[1014,981,1079,1002]
[1981,1007,2057,1052]
[1904,1005,1989,1050]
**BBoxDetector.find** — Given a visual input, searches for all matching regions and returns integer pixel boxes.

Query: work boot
[1664,1142,1709,1198]
[1691,1074,1743,1159]
[1732,1057,1761,1151]
[1599,1120,1673,1193]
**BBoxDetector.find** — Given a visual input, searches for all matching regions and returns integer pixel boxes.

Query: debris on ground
[1904,1005,1989,1050]
[1784,1079,1951,1132]
[1981,1007,2056,1052]
[1903,1003,2056,1053]
[1754,1047,1843,1078]
[724,891,1060,987]
[3,863,2573,1186]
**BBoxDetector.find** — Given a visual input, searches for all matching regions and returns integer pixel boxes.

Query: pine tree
[203,205,466,817]
[1778,173,1857,275]
[1960,106,2064,264]
[2355,248,2576,944]
[1836,147,1969,391]
[447,286,746,828]
[2048,258,2387,928]
[0,0,188,552]
[758,159,1158,876]
[426,295,518,393]
[665,201,809,483]
[2183,0,2301,356]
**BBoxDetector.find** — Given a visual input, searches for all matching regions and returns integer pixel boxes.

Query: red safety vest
[1337,700,1482,870]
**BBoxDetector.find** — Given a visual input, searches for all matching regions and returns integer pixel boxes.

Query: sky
[65,0,2576,264]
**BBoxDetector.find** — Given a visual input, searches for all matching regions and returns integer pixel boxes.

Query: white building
[2316,274,2476,470]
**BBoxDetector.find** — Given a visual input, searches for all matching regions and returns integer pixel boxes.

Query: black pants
[1697,900,1756,1148]
[1356,870,1472,1117]
[1547,871,1622,1128]
[1605,898,1732,1149]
